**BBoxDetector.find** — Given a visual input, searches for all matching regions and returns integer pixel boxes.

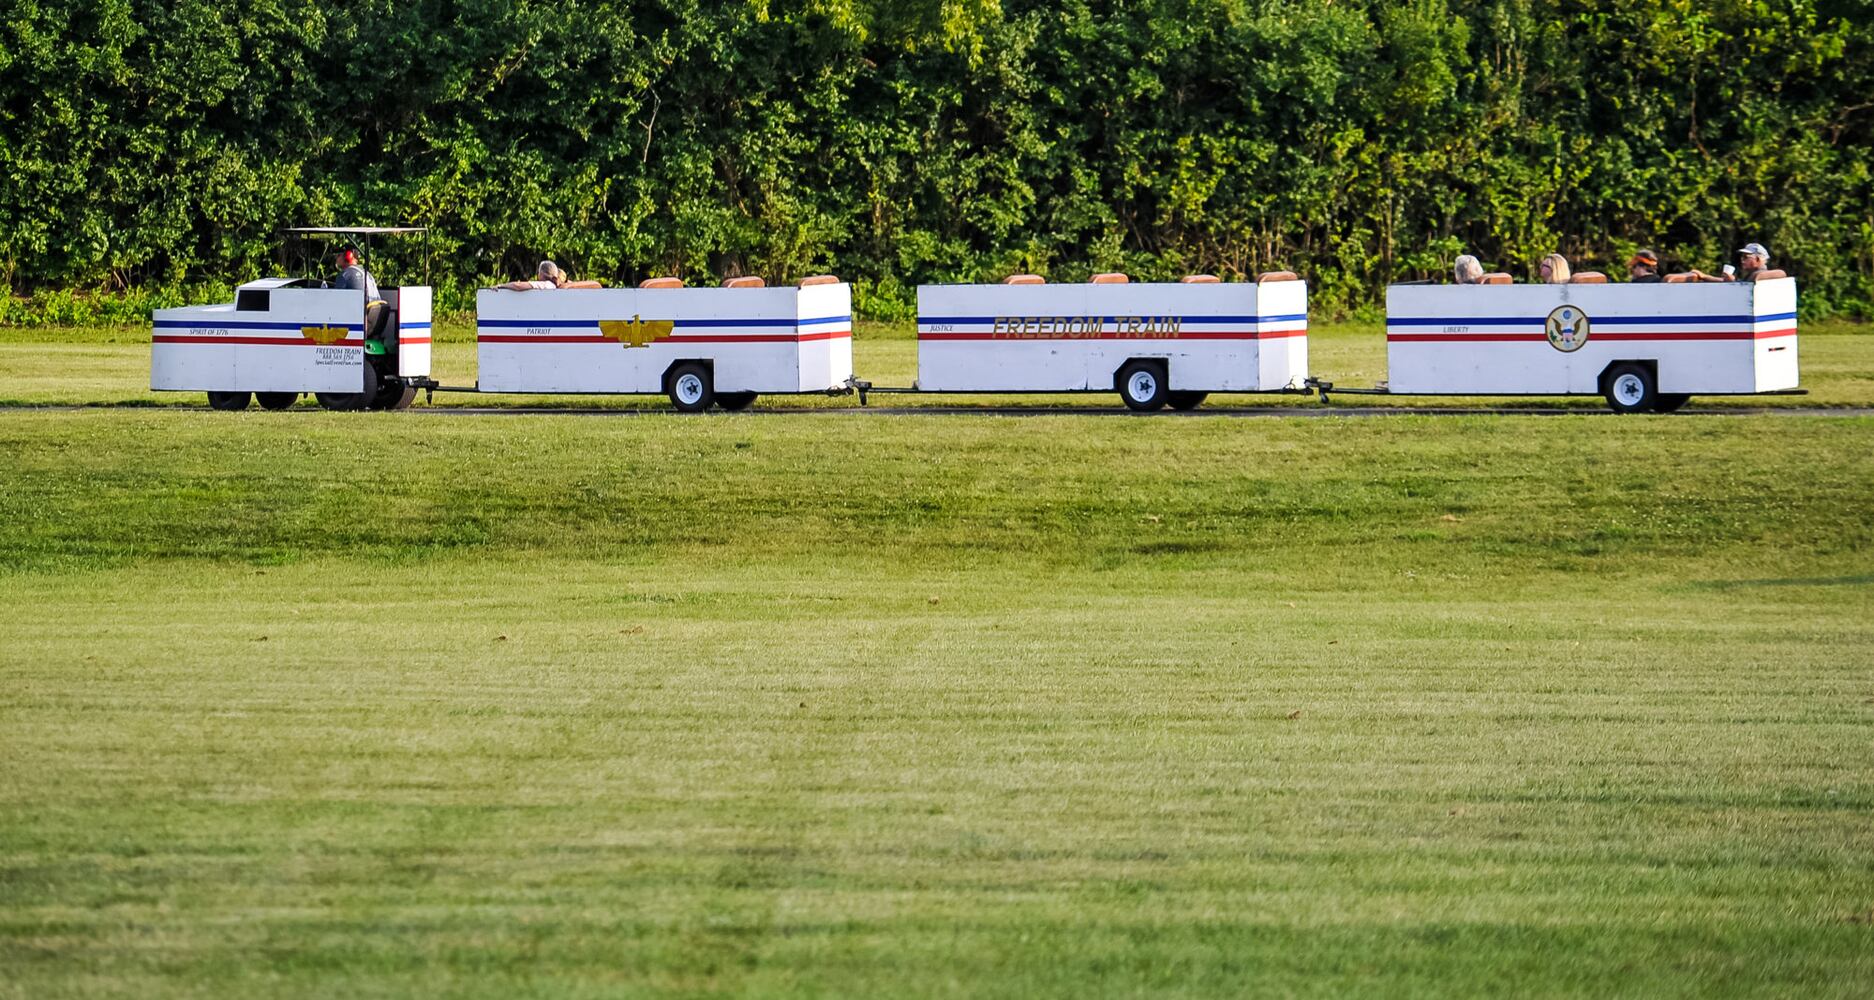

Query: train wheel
[371,381,417,411]
[1118,361,1168,411]
[1603,364,1657,414]
[1654,393,1691,414]
[207,391,251,411]
[715,391,758,412]
[255,392,297,411]
[315,391,372,411]
[1167,391,1208,411]
[318,360,381,411]
[668,363,714,412]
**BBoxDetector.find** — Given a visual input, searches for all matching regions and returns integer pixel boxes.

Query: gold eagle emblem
[598,316,674,348]
[299,325,350,345]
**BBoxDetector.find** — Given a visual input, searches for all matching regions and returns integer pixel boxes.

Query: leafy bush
[2,0,1869,321]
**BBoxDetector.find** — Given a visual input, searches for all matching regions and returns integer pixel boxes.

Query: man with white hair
[1453,255,1484,284]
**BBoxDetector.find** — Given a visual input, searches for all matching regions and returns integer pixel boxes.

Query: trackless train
[150,228,1801,414]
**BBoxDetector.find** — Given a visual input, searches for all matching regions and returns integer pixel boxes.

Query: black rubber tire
[1603,363,1658,414]
[255,392,297,411]
[1653,393,1691,414]
[317,359,381,411]
[371,381,417,411]
[1167,391,1208,411]
[207,391,252,411]
[667,363,714,412]
[1117,360,1168,411]
[315,391,372,411]
[715,391,758,412]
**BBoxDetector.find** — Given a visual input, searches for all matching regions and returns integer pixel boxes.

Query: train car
[475,276,853,411]
[913,273,1308,410]
[150,227,433,410]
[1382,273,1798,412]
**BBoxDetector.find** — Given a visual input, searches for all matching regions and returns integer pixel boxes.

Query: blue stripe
[917,313,1307,325]
[477,315,851,329]
[153,320,364,331]
[402,322,432,329]
[1386,312,1794,327]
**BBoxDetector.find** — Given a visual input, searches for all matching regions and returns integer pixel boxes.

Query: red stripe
[153,335,362,347]
[399,337,432,345]
[918,328,1308,342]
[1389,334,1542,342]
[1389,327,1798,343]
[477,329,851,345]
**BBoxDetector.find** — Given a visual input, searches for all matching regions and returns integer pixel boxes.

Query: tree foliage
[3,0,1871,316]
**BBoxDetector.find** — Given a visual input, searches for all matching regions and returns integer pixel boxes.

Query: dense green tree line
[3,0,1871,317]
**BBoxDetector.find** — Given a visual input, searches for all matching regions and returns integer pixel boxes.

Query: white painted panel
[476,285,854,394]
[915,280,1309,392]
[1385,280,1798,395]
[152,287,368,393]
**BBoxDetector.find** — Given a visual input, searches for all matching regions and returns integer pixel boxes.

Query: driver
[329,245,381,301]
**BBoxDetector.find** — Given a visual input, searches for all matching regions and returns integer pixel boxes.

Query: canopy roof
[284,226,428,236]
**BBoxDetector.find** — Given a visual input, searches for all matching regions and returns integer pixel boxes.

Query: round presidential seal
[1546,305,1590,352]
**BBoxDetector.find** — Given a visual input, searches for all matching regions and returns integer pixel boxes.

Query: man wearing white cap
[1732,243,1770,282]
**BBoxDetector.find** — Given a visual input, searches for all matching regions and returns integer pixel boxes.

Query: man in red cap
[328,245,381,301]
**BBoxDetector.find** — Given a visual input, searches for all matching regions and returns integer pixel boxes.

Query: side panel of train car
[151,280,434,405]
[914,280,1308,406]
[1385,279,1797,410]
[476,284,853,408]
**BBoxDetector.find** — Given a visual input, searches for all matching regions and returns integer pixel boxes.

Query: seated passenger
[1537,253,1571,284]
[1627,249,1664,283]
[1453,255,1484,285]
[1731,242,1770,282]
[497,260,604,291]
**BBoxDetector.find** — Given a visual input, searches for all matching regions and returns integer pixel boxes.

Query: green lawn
[1,408,1871,997]
[2,319,1871,409]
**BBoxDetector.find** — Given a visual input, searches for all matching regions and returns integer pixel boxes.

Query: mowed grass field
[2,324,1873,996]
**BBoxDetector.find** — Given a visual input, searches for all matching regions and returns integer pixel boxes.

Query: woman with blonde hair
[1537,253,1571,284]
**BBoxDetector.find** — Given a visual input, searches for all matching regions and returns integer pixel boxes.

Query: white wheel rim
[1127,371,1157,402]
[1613,374,1646,406]
[675,374,704,405]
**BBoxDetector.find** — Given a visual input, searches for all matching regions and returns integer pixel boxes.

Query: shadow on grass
[1691,574,1874,589]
